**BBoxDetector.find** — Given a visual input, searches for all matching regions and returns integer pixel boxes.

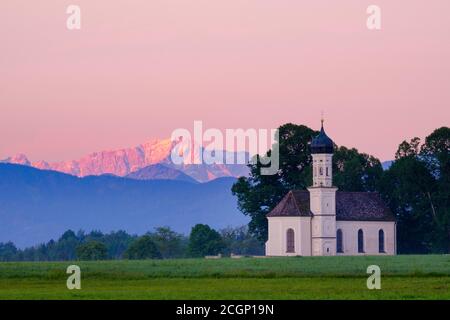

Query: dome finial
[321,110,324,129]
[311,110,334,154]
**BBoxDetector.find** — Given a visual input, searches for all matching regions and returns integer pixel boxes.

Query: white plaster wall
[312,154,333,187]
[266,217,311,256]
[312,238,336,256]
[308,187,337,215]
[312,215,336,238]
[309,186,337,256]
[336,221,396,255]
[311,216,336,256]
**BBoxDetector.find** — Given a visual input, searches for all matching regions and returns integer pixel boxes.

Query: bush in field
[124,235,162,260]
[76,241,108,260]
[188,224,225,257]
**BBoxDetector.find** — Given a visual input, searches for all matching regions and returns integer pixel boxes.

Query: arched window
[358,229,364,253]
[326,167,329,176]
[336,229,343,253]
[379,229,385,253]
[319,167,323,175]
[286,229,295,253]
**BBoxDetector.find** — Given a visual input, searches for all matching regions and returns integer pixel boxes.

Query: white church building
[266,122,397,256]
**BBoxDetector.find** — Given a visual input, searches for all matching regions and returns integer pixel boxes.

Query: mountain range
[2,138,250,183]
[126,164,198,183]
[0,163,247,248]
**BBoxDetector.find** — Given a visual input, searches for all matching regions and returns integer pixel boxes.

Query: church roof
[267,190,396,221]
[267,190,313,217]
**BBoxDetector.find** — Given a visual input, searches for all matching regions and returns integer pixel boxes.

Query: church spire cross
[320,111,324,129]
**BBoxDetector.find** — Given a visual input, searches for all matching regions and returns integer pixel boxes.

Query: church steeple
[308,119,338,256]
[311,120,334,187]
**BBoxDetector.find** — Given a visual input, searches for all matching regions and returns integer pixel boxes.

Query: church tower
[308,119,338,256]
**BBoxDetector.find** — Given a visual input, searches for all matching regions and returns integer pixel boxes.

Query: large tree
[148,227,186,259]
[232,123,383,242]
[333,146,383,192]
[380,127,450,253]
[379,155,436,253]
[54,230,80,260]
[421,127,450,252]
[76,241,108,261]
[220,226,264,256]
[124,235,162,260]
[0,242,18,261]
[188,224,224,257]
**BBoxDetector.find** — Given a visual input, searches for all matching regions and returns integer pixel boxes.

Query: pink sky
[1,0,449,162]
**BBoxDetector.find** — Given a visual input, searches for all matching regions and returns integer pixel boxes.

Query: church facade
[265,123,396,256]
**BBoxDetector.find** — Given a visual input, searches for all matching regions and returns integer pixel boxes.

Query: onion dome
[311,120,334,154]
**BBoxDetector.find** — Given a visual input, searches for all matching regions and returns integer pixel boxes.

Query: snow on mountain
[2,154,31,166]
[2,138,250,182]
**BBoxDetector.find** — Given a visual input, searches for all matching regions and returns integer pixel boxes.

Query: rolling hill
[125,164,198,183]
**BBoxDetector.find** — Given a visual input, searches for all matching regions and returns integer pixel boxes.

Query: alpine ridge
[2,138,250,182]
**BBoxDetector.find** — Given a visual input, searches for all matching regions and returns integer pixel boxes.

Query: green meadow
[0,255,449,299]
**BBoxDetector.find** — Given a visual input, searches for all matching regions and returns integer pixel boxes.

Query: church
[265,122,397,256]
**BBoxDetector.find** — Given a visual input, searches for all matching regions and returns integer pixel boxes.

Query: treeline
[0,225,264,261]
[379,128,450,253]
[232,124,450,254]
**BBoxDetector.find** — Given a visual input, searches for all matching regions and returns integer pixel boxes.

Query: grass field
[0,255,449,299]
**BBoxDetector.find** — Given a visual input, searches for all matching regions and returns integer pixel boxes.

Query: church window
[379,229,385,253]
[286,229,295,253]
[358,229,364,253]
[336,229,343,253]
